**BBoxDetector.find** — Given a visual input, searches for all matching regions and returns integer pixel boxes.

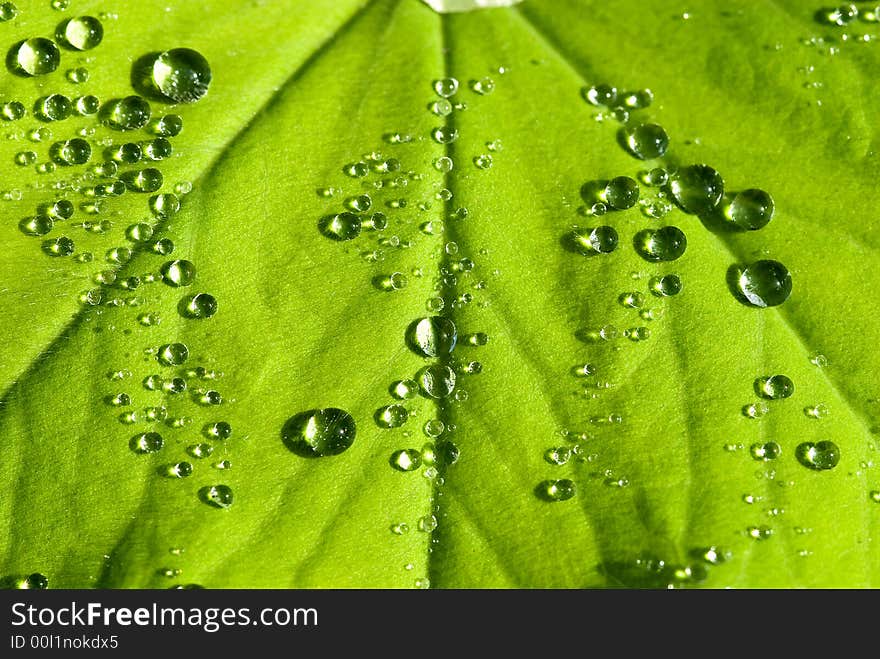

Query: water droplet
[74,94,99,115]
[182,293,217,319]
[747,525,773,540]
[59,16,103,50]
[870,490,880,503]
[570,226,618,255]
[418,515,438,532]
[165,461,193,478]
[158,342,188,366]
[474,154,493,169]
[131,432,164,454]
[649,274,683,297]
[66,66,89,83]
[636,226,687,261]
[18,573,48,590]
[756,374,794,400]
[390,379,418,400]
[206,421,232,440]
[36,94,71,121]
[604,176,640,209]
[433,156,453,172]
[432,126,459,144]
[796,441,840,470]
[743,401,770,418]
[198,390,223,406]
[622,88,654,109]
[545,447,571,465]
[624,123,669,160]
[583,84,617,106]
[433,77,459,98]
[43,236,75,257]
[537,479,577,502]
[109,393,131,407]
[736,260,792,307]
[377,404,409,428]
[124,167,163,192]
[0,3,19,22]
[188,443,213,459]
[319,212,361,241]
[391,449,422,472]
[669,164,724,215]
[50,138,91,165]
[152,48,212,103]
[152,238,175,255]
[470,76,495,95]
[419,364,456,399]
[282,408,356,456]
[407,316,457,357]
[11,38,61,75]
[725,189,774,230]
[104,96,151,131]
[20,216,53,236]
[750,442,782,461]
[2,100,26,120]
[202,484,233,509]
[804,403,830,419]
[391,522,409,535]
[161,259,196,287]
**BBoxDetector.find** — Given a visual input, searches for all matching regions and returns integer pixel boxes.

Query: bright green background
[0,0,878,588]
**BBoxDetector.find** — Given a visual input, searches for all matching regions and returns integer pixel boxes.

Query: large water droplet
[158,343,189,366]
[390,449,422,472]
[161,259,196,287]
[182,293,217,318]
[624,123,669,160]
[636,226,687,261]
[319,212,361,241]
[376,404,409,428]
[669,164,724,215]
[755,374,794,399]
[282,408,357,457]
[131,431,164,454]
[59,16,104,50]
[407,316,457,357]
[537,479,577,502]
[11,38,60,75]
[725,189,774,230]
[152,48,212,103]
[649,274,683,297]
[202,484,233,508]
[796,441,840,470]
[419,364,457,399]
[736,260,792,307]
[570,226,618,255]
[604,176,639,210]
[50,138,90,165]
[433,77,459,97]
[104,96,151,131]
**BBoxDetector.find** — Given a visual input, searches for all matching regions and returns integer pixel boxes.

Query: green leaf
[2,0,879,589]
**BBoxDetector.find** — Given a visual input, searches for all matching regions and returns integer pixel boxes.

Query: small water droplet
[58,16,103,50]
[432,126,459,144]
[750,442,782,461]
[743,401,770,418]
[583,84,617,107]
[103,96,151,131]
[570,226,618,255]
[131,431,164,454]
[391,523,409,535]
[604,176,640,209]
[161,259,196,287]
[377,404,409,428]
[725,189,774,230]
[202,484,233,509]
[470,76,495,95]
[319,212,361,241]
[182,293,217,319]
[649,274,683,297]
[407,316,457,357]
[636,226,687,261]
[419,364,456,399]
[755,374,794,400]
[418,515,438,532]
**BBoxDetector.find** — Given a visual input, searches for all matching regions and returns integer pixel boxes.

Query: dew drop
[206,421,232,439]
[805,403,830,419]
[432,126,459,144]
[377,404,409,428]
[131,431,164,454]
[11,38,61,76]
[583,84,617,106]
[407,316,457,357]
[152,48,212,103]
[725,189,774,230]
[796,441,840,470]
[736,260,792,307]
[161,259,196,287]
[36,94,71,121]
[202,484,233,509]
[750,442,782,461]
[391,449,422,472]
[636,226,687,261]
[43,236,74,257]
[433,77,459,98]
[59,16,103,50]
[419,364,456,399]
[319,212,361,241]
[570,226,618,255]
[669,164,724,215]
[182,293,217,319]
[50,138,90,165]
[104,96,151,131]
[470,77,495,95]
[158,342,188,366]
[743,401,770,418]
[390,379,418,400]
[282,408,356,456]
[537,479,577,502]
[18,573,48,590]
[756,374,794,400]
[604,176,640,209]
[624,123,669,160]
[649,274,683,297]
